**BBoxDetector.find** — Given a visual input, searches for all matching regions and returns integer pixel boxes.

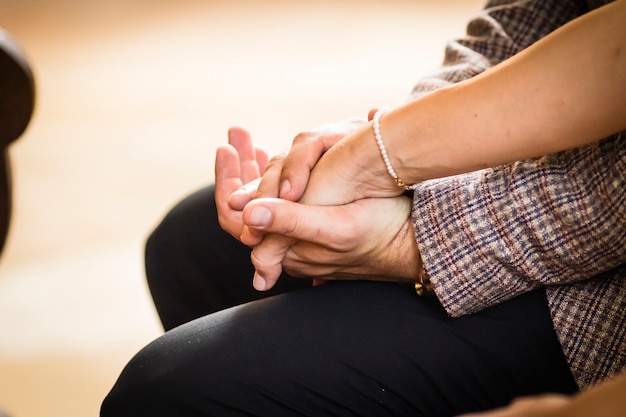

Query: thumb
[242,198,341,245]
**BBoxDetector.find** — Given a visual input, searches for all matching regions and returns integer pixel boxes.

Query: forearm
[308,1,626,206]
[410,0,587,100]
[378,0,626,183]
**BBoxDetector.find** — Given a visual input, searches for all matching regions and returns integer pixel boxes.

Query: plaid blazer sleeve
[413,135,626,317]
[408,0,588,100]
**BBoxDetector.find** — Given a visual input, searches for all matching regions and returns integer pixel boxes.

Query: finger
[215,145,245,237]
[367,108,378,121]
[277,133,327,201]
[279,117,367,201]
[242,198,353,248]
[250,234,294,291]
[228,177,260,211]
[254,153,285,199]
[255,146,269,174]
[240,223,266,246]
[215,144,242,196]
[228,125,261,184]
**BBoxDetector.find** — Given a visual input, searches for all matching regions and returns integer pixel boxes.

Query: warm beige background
[0,1,482,416]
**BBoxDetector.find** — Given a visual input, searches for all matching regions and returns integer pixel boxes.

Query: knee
[100,343,183,416]
[100,359,158,416]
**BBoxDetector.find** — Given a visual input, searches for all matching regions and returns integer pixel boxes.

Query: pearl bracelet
[373,108,430,296]
[372,108,417,191]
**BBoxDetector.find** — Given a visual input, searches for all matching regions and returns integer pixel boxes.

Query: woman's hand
[259,109,407,208]
[298,122,406,206]
[231,116,377,246]
[228,117,369,208]
[241,195,420,291]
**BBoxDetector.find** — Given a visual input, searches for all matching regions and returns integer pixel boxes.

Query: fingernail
[253,272,267,291]
[279,179,291,198]
[248,205,271,227]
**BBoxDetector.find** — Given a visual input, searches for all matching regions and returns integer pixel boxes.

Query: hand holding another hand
[229,110,408,213]
[279,108,409,207]
[241,195,420,291]
[228,116,369,209]
[215,117,421,291]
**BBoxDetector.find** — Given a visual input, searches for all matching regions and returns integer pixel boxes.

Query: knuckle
[249,235,294,272]
[249,250,263,268]
[282,216,299,236]
[266,153,286,169]
[252,188,267,199]
[250,246,283,273]
[292,131,314,145]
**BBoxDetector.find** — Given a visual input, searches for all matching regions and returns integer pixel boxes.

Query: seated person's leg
[145,185,311,330]
[101,282,577,417]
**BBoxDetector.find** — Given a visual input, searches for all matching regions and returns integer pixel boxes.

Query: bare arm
[308,0,626,204]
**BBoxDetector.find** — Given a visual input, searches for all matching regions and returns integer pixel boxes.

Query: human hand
[228,116,368,211]
[298,109,408,207]
[214,125,268,240]
[232,111,417,290]
[252,108,406,208]
[241,195,420,291]
[458,395,570,417]
[229,117,369,246]
[227,110,402,210]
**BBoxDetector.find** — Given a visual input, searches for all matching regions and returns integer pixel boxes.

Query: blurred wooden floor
[0,1,481,415]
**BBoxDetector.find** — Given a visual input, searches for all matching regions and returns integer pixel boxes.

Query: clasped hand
[215,118,419,291]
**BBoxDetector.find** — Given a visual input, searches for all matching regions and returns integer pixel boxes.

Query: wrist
[339,120,408,198]
[372,108,418,191]
[383,203,432,294]
[300,124,401,205]
[373,199,423,283]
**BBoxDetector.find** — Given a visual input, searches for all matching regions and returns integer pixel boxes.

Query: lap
[102,281,577,417]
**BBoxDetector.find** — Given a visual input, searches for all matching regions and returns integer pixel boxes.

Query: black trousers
[101,186,578,417]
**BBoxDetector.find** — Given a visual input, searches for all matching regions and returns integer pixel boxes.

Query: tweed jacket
[409,0,625,389]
